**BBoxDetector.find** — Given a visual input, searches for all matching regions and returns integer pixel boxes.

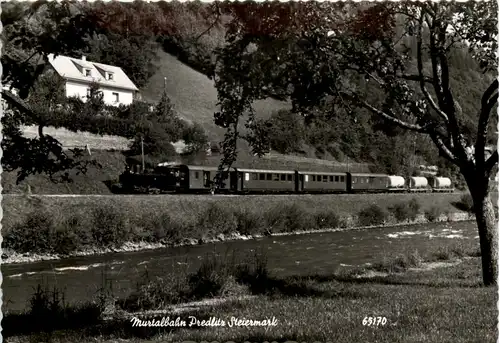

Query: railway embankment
[2,193,480,265]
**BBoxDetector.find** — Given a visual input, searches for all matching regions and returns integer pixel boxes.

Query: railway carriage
[232,168,296,193]
[347,173,391,193]
[176,165,230,193]
[408,176,430,192]
[429,176,454,193]
[297,171,348,193]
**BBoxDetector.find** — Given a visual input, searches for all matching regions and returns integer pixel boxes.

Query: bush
[123,267,190,311]
[52,227,81,255]
[264,203,315,233]
[453,193,475,213]
[197,203,238,237]
[188,253,236,299]
[314,211,341,229]
[145,212,183,244]
[357,205,388,226]
[372,250,423,273]
[4,211,56,254]
[425,206,442,222]
[90,205,129,248]
[389,198,421,223]
[234,210,265,236]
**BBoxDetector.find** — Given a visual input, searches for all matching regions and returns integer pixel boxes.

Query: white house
[47,54,139,106]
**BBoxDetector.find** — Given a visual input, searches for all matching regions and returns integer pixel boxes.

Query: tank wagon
[408,176,430,192]
[118,163,455,195]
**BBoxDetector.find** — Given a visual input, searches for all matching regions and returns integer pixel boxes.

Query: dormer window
[84,69,91,77]
[107,72,114,81]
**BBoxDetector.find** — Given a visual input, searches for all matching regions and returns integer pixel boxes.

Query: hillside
[141,49,291,142]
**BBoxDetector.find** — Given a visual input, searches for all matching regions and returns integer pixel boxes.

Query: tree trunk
[472,188,498,286]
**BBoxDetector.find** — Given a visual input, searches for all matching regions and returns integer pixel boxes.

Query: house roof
[48,54,139,91]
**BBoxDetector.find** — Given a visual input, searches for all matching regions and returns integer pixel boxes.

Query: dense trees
[212,2,498,285]
[1,1,210,182]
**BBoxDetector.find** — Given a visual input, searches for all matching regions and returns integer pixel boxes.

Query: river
[2,221,478,313]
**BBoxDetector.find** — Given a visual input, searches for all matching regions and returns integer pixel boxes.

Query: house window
[281,174,286,181]
[195,171,199,179]
[323,175,328,182]
[287,174,293,181]
[335,176,339,182]
[274,174,280,181]
[266,174,272,181]
[85,69,91,77]
[107,73,114,81]
[340,176,345,182]
[112,92,119,103]
[305,175,309,182]
[259,173,265,180]
[312,175,316,182]
[245,173,250,181]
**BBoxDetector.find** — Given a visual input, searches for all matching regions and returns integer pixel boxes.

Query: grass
[3,244,495,343]
[2,192,472,257]
[2,150,128,194]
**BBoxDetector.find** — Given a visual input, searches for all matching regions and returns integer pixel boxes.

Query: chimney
[82,56,86,61]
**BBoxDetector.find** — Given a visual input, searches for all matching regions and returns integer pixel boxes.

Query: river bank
[2,211,473,265]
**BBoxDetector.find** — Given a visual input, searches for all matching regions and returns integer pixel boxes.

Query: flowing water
[2,221,478,313]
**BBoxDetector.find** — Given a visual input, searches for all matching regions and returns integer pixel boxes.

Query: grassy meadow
[3,240,495,343]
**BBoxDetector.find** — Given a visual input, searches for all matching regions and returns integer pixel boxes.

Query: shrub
[425,206,442,222]
[4,211,56,254]
[145,212,183,244]
[52,227,81,255]
[456,193,475,213]
[188,253,236,299]
[90,205,129,248]
[234,209,265,236]
[357,205,388,226]
[264,203,315,233]
[372,250,423,273]
[389,199,421,223]
[123,267,190,311]
[314,211,341,229]
[197,203,238,237]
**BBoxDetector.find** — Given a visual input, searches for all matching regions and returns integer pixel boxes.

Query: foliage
[358,204,388,226]
[3,210,55,254]
[90,204,129,248]
[425,206,443,222]
[265,110,305,154]
[453,193,475,213]
[212,1,498,285]
[314,211,341,229]
[264,203,316,233]
[389,198,421,222]
[79,32,158,89]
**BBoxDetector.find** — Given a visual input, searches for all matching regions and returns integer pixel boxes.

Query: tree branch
[476,79,498,168]
[2,89,34,116]
[400,74,434,84]
[429,131,458,164]
[340,91,430,133]
[416,14,449,124]
[485,150,498,174]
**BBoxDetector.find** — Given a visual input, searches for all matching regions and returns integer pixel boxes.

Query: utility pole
[141,136,145,172]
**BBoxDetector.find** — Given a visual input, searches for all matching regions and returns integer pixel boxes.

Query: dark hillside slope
[141,50,291,142]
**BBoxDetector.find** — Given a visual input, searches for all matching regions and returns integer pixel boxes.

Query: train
[118,161,455,195]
